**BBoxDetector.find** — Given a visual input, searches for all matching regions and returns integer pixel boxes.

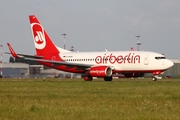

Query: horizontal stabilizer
[5,52,44,59]
[6,43,44,59]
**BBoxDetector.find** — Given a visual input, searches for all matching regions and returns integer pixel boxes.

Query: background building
[1,62,81,78]
[2,63,29,78]
[163,59,180,78]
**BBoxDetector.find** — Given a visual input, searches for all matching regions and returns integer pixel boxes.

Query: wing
[6,43,92,70]
[26,57,92,69]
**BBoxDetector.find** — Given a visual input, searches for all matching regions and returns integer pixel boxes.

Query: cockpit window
[155,57,166,60]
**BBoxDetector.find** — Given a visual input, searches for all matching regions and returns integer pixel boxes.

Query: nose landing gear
[152,71,163,81]
[152,76,157,81]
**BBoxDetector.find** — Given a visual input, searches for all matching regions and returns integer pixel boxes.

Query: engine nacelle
[89,66,112,77]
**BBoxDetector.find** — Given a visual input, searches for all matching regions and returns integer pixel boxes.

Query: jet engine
[89,66,112,77]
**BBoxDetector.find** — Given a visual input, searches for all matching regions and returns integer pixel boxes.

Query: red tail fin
[29,15,66,61]
[29,15,59,55]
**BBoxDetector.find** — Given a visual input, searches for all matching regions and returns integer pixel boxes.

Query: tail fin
[29,15,70,59]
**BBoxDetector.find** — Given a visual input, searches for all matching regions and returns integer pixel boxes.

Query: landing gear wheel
[104,76,113,81]
[84,75,93,81]
[152,77,157,81]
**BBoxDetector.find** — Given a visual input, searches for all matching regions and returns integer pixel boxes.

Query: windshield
[155,57,166,60]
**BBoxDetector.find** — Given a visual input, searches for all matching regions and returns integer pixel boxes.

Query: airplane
[6,15,174,81]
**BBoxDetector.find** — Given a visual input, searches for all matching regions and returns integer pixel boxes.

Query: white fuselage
[59,51,173,73]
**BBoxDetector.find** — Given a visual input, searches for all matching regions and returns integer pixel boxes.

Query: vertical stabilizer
[29,15,70,60]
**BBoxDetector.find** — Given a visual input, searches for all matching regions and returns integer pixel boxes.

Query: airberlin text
[95,53,140,64]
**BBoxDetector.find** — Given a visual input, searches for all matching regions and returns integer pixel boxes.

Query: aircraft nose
[167,60,174,68]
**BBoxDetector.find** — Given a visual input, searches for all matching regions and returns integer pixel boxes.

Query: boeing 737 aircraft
[7,15,174,81]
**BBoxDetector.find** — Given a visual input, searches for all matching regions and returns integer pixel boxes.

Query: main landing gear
[84,75,92,81]
[104,76,113,81]
[83,75,113,81]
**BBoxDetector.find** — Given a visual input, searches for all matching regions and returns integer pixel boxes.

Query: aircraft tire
[104,76,113,81]
[152,77,157,81]
[84,75,92,81]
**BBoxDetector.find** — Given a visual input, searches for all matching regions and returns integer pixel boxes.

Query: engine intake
[89,66,112,77]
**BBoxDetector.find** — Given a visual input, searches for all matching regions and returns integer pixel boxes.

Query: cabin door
[144,55,149,65]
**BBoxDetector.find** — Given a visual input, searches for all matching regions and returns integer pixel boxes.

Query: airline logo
[31,23,46,50]
[95,53,140,64]
[90,70,105,75]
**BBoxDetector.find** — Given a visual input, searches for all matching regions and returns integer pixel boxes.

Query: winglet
[7,43,19,58]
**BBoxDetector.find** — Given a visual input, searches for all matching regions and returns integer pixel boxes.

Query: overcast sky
[1,0,180,62]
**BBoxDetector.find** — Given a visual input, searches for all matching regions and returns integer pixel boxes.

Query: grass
[0,78,180,120]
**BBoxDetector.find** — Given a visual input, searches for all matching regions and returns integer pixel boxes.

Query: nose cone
[167,60,174,68]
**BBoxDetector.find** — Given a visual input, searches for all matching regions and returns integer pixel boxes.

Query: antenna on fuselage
[130,47,134,51]
[70,46,74,51]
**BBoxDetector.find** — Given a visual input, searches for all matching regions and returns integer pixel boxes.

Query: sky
[1,0,180,62]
